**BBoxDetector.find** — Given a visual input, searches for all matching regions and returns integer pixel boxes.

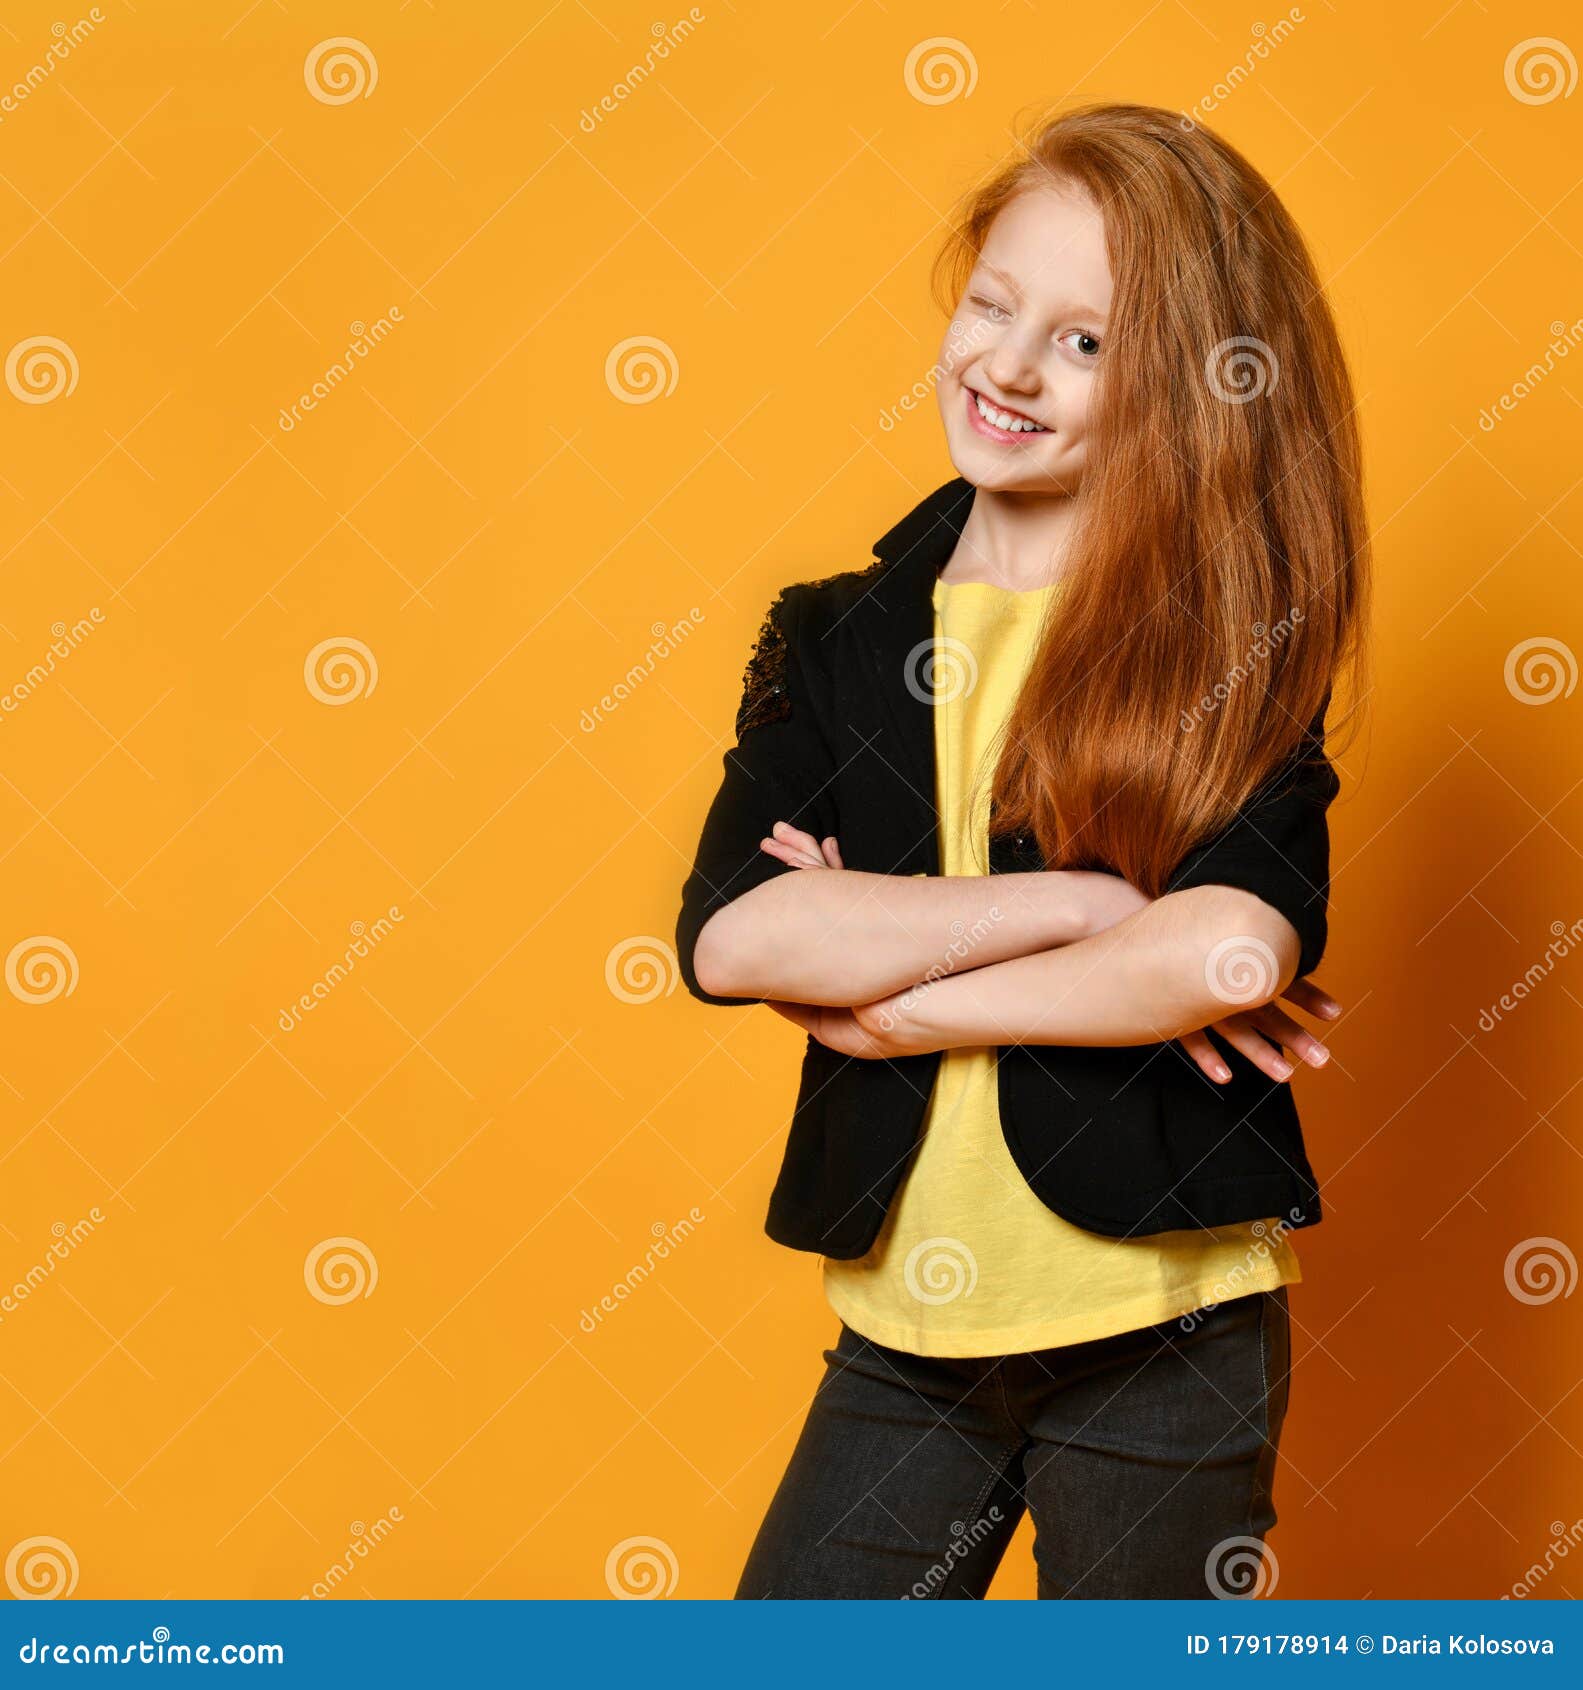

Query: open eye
[1061,330,1102,359]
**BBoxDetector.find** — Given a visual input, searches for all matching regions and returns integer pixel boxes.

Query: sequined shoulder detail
[733,558,888,739]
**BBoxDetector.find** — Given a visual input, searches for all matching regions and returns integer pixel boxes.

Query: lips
[966,386,1049,439]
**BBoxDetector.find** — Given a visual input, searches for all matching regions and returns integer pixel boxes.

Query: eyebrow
[973,258,1108,321]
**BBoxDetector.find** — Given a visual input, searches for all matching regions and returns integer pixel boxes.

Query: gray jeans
[736,1287,1290,1599]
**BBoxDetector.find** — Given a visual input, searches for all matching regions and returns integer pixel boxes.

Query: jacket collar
[871,475,977,578]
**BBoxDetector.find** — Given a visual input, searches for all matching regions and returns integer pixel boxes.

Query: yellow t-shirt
[821,575,1300,1357]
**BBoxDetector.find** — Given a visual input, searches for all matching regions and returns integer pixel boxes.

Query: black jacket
[676,476,1340,1259]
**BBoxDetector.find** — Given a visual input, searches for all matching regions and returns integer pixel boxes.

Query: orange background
[1,0,1580,1601]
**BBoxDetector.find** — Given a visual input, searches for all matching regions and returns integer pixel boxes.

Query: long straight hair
[934,104,1369,892]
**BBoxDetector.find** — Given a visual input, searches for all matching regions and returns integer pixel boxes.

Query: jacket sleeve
[674,585,841,1006]
[1163,697,1341,982]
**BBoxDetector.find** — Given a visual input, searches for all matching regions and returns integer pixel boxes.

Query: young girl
[676,103,1367,1600]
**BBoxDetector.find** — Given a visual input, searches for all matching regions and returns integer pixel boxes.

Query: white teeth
[974,391,1047,433]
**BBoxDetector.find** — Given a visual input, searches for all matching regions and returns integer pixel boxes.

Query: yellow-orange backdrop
[1,0,1580,1602]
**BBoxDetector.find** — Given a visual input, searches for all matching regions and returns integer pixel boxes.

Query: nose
[982,326,1043,397]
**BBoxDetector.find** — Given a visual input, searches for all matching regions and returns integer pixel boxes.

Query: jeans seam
[926,1437,1022,1600]
[1248,1291,1271,1544]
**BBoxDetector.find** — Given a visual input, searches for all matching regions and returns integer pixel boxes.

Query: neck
[942,486,1081,590]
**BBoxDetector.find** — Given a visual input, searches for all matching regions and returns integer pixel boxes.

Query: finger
[1282,975,1341,1020]
[1210,1016,1296,1083]
[820,835,844,869]
[772,820,825,859]
[1178,1027,1232,1084]
[1249,1001,1331,1068]
[759,836,825,869]
[765,999,819,1033]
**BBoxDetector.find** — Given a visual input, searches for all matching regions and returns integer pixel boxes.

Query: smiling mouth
[966,387,1049,437]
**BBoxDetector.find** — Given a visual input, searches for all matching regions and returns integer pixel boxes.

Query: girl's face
[936,181,1112,497]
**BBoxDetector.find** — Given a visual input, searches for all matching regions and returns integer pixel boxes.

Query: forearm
[692,868,1095,1005]
[894,885,1300,1049]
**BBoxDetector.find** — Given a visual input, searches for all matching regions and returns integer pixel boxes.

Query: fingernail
[1308,1045,1330,1065]
[1273,1060,1293,1078]
[1214,1064,1231,1082]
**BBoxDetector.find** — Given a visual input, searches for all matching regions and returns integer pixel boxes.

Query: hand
[1180,976,1341,1086]
[759,820,842,870]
